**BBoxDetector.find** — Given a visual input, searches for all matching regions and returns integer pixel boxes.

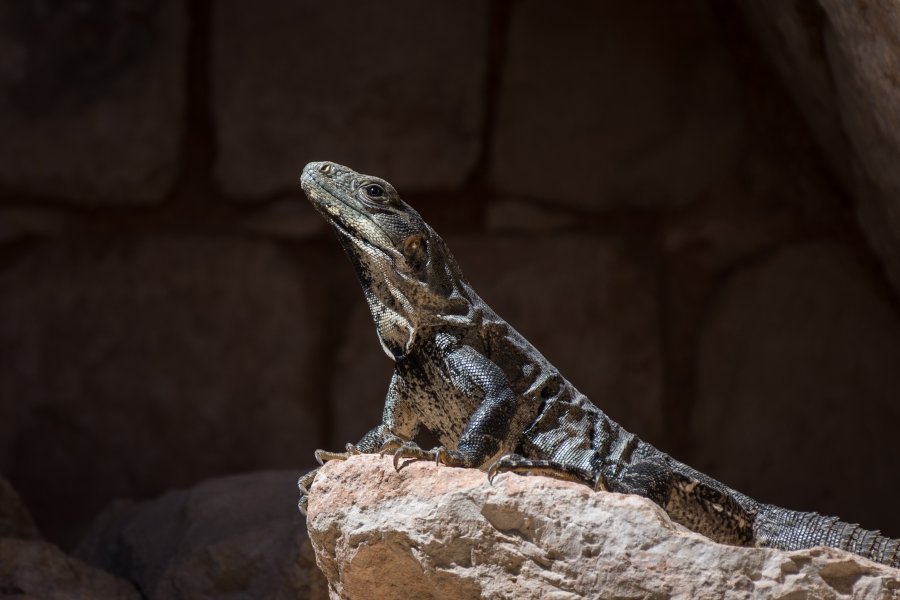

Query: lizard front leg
[387,389,517,470]
[298,371,419,514]
[388,337,519,471]
[298,425,411,515]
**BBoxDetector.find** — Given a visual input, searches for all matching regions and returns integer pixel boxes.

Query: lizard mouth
[302,176,400,264]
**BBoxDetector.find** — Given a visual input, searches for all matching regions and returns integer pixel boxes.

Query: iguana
[297,160,900,568]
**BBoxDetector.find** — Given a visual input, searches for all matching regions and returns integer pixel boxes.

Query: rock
[0,237,325,545]
[0,207,67,246]
[213,0,487,197]
[307,454,900,600]
[329,234,663,450]
[734,0,849,179]
[241,196,327,240]
[491,0,742,210]
[0,538,141,600]
[820,0,900,295]
[0,0,184,204]
[0,475,39,540]
[695,243,900,538]
[736,0,900,293]
[485,200,577,233]
[75,470,328,600]
[328,300,395,447]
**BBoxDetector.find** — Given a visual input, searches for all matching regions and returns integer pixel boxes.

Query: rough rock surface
[213,0,486,196]
[329,235,662,448]
[76,470,328,600]
[307,455,900,600]
[0,538,141,600]
[695,243,900,537]
[0,237,324,544]
[737,0,900,293]
[0,475,39,540]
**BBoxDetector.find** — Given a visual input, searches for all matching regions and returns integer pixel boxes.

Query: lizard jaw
[300,166,397,255]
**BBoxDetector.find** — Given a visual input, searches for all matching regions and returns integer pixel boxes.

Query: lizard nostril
[318,163,333,175]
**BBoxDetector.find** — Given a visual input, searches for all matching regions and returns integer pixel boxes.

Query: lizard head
[301,161,471,359]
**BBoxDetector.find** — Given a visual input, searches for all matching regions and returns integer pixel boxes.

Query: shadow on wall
[0,0,898,553]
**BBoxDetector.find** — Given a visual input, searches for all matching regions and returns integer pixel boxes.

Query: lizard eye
[360,181,394,207]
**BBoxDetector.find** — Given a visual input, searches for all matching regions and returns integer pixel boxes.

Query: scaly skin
[298,161,900,568]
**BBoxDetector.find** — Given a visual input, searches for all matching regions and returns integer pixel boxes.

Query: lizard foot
[299,443,365,516]
[487,454,594,486]
[314,443,362,466]
[297,468,320,516]
[381,440,456,471]
[375,435,412,456]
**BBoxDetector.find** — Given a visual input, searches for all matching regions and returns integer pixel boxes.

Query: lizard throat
[305,179,396,255]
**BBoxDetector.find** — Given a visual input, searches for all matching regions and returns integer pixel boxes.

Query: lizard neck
[341,228,480,360]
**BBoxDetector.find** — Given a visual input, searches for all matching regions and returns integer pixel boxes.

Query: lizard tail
[754,504,900,568]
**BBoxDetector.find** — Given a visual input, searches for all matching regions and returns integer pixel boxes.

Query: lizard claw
[486,453,523,483]
[300,443,365,514]
[487,460,501,485]
[314,445,359,466]
[297,469,319,516]
[298,469,318,495]
[385,441,442,471]
[392,450,405,472]
[377,437,404,457]
[485,453,593,486]
[487,453,525,484]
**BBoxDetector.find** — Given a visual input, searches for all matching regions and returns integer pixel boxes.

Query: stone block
[0,207,67,245]
[0,237,324,544]
[214,0,487,197]
[486,199,577,233]
[241,196,327,240]
[1,538,141,599]
[734,0,848,178]
[491,0,742,210]
[0,1,184,203]
[695,243,900,538]
[329,302,394,447]
[76,470,328,600]
[737,0,900,294]
[820,0,900,294]
[0,474,40,540]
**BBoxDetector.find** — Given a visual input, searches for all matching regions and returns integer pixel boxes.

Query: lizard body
[298,161,900,568]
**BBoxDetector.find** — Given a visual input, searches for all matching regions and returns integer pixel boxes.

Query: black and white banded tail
[755,505,900,568]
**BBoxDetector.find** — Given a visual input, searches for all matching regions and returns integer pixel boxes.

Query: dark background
[1,0,899,551]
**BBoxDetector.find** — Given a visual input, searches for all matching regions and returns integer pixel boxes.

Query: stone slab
[490,0,742,210]
[0,538,141,600]
[737,0,900,294]
[695,243,900,538]
[76,470,328,600]
[0,475,40,540]
[214,0,487,197]
[0,236,324,544]
[0,1,184,203]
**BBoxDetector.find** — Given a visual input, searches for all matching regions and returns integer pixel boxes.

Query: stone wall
[1,0,899,550]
